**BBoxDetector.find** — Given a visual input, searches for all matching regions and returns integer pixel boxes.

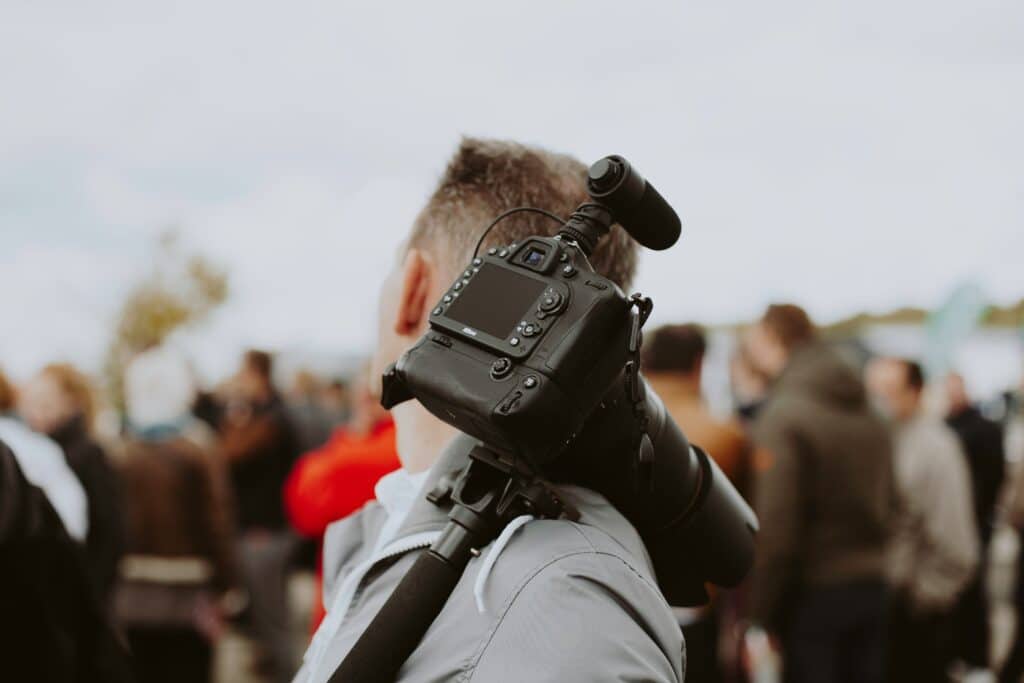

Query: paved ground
[213,572,317,683]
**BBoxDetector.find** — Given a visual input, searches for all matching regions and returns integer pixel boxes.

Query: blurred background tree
[103,229,229,413]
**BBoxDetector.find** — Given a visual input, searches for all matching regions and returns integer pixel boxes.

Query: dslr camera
[382,155,757,605]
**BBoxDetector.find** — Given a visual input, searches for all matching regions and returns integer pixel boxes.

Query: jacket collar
[392,433,477,538]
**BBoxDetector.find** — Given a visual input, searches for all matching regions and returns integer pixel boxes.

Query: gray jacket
[888,415,978,612]
[296,436,684,682]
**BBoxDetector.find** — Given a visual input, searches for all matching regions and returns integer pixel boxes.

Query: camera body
[385,234,631,469]
[381,155,757,605]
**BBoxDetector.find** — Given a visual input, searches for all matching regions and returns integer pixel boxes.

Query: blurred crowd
[2,301,1024,683]
[0,348,396,682]
[646,305,1024,683]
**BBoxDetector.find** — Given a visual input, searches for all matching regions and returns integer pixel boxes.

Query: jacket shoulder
[465,520,682,682]
[322,501,386,602]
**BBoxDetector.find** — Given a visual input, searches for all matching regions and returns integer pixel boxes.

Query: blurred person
[319,378,350,428]
[730,341,769,426]
[286,370,333,453]
[221,349,301,681]
[999,373,1024,683]
[0,438,134,682]
[19,363,124,603]
[642,323,752,683]
[866,357,978,682]
[945,371,1005,673]
[222,349,299,531]
[283,367,399,631]
[115,346,239,683]
[0,366,88,542]
[295,138,683,682]
[743,304,893,683]
[643,323,751,491]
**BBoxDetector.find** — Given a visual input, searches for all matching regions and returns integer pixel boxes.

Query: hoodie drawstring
[473,514,534,615]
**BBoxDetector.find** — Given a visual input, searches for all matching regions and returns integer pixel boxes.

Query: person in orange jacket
[283,370,399,630]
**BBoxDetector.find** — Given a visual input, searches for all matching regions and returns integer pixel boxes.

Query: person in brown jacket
[642,323,751,494]
[115,346,239,683]
[743,304,893,683]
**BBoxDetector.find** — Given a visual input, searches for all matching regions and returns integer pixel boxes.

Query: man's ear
[395,248,435,337]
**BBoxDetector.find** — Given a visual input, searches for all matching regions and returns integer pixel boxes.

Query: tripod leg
[328,549,465,683]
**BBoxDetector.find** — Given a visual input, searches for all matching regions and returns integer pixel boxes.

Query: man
[945,371,1004,673]
[294,138,682,682]
[223,349,298,532]
[743,304,892,683]
[642,323,751,683]
[221,349,301,681]
[1001,372,1024,683]
[866,357,978,682]
[643,324,750,492]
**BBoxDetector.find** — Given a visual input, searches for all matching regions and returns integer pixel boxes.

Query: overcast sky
[2,1,1022,381]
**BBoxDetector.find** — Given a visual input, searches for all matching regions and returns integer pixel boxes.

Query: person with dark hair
[295,138,682,682]
[20,363,124,604]
[944,372,1004,676]
[643,324,749,490]
[865,357,978,682]
[221,348,301,681]
[742,304,893,683]
[0,438,134,682]
[286,370,333,453]
[643,324,750,683]
[1002,372,1024,683]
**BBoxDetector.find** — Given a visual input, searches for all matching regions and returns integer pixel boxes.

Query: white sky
[1,1,1022,381]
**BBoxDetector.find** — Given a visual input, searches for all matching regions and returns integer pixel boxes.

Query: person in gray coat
[866,357,978,682]
[293,138,684,682]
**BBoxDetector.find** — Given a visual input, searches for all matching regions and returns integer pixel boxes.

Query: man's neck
[392,401,459,474]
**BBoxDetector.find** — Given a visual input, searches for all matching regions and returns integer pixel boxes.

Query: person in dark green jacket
[743,304,893,683]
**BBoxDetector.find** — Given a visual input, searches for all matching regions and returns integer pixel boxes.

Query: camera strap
[624,293,656,490]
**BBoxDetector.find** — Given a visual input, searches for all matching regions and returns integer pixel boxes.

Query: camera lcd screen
[444,263,545,339]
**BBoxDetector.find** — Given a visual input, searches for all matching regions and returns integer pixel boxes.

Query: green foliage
[820,298,1023,338]
[103,229,229,411]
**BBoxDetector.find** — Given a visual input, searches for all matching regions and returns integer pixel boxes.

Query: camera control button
[539,292,562,312]
[509,336,521,346]
[473,258,482,266]
[463,270,472,278]
[499,391,523,414]
[432,306,444,316]
[490,357,513,379]
[453,281,463,291]
[521,324,540,337]
[498,248,509,258]
[487,248,498,256]
[523,376,538,389]
[442,294,453,303]
[561,265,577,278]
